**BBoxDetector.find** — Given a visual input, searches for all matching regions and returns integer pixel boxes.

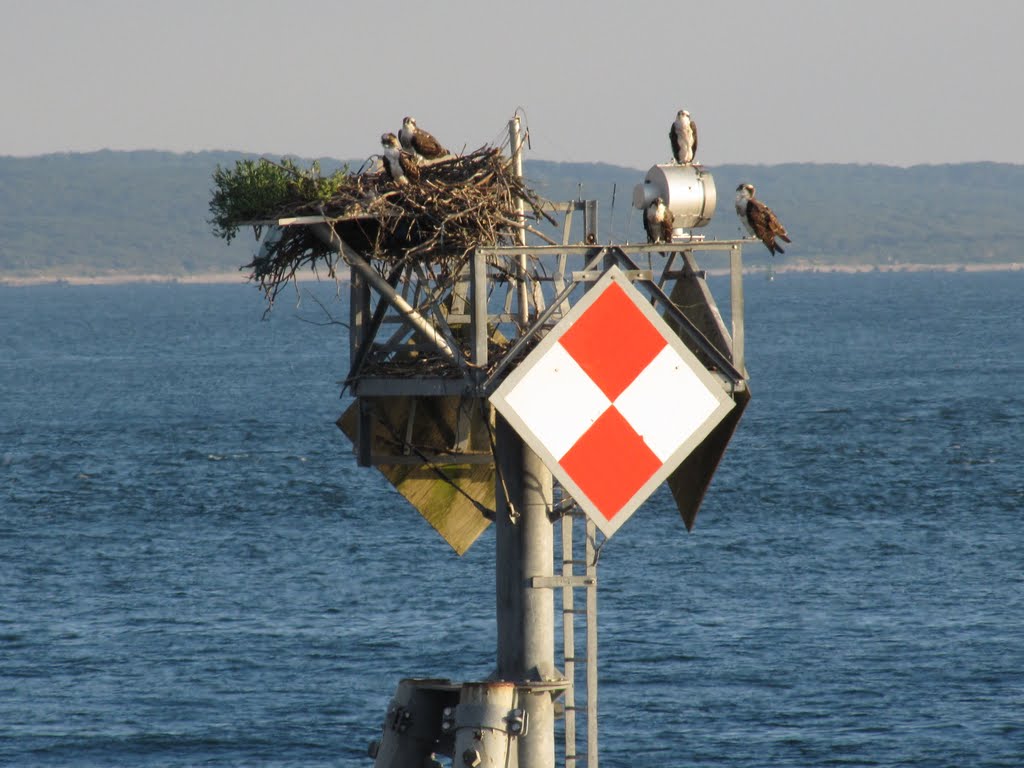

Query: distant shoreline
[1,261,1022,287]
[743,261,1023,275]
[0,270,329,288]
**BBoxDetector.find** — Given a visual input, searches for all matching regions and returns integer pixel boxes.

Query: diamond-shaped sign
[489,266,735,537]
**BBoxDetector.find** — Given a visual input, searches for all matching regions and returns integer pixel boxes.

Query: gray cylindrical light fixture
[633,164,717,231]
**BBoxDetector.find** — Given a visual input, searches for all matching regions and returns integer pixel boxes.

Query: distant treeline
[0,150,1020,277]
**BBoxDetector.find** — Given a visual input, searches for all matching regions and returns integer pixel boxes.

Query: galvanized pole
[495,116,557,768]
[510,117,529,325]
[495,415,556,768]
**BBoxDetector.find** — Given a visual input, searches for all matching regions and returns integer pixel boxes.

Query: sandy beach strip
[1,262,1021,287]
[0,268,344,287]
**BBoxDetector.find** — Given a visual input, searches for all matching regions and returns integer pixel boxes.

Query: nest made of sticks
[210,147,551,304]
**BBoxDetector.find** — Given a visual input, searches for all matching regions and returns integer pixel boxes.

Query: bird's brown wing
[749,199,785,254]
[691,118,698,159]
[669,125,681,162]
[413,129,446,159]
[767,205,790,243]
[398,151,420,182]
[661,208,675,242]
[643,208,656,243]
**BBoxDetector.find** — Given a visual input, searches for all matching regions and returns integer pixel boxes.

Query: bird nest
[209,148,550,305]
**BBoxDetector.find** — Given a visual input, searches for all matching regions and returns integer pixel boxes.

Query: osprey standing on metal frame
[734,182,792,255]
[670,109,698,165]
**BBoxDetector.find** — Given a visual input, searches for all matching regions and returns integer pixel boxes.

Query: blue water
[1,272,1022,767]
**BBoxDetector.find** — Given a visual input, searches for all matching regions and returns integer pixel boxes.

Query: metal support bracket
[571,269,653,282]
[440,706,456,735]
[452,704,531,736]
[530,575,597,589]
[506,708,528,737]
[384,703,412,733]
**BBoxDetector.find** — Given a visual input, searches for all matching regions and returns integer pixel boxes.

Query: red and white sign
[489,266,735,537]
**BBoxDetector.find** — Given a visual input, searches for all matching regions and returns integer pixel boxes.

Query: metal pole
[454,682,517,768]
[495,414,556,768]
[509,117,529,325]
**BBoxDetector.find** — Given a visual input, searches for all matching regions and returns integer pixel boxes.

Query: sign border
[489,266,736,538]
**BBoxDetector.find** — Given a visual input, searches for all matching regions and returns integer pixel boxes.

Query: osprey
[644,196,675,244]
[669,109,697,164]
[380,132,419,186]
[399,116,448,160]
[735,183,791,255]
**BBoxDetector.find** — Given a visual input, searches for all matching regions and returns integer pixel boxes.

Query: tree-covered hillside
[0,151,1020,278]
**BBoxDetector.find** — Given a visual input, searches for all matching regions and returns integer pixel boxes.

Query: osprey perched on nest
[669,109,697,165]
[735,183,791,255]
[399,116,448,160]
[381,132,419,185]
[644,197,675,244]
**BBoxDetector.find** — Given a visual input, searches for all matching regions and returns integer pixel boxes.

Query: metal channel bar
[730,244,745,374]
[476,240,752,259]
[561,512,577,768]
[344,261,403,387]
[586,518,598,768]
[471,248,488,377]
[510,117,529,326]
[350,377,473,397]
[348,266,369,383]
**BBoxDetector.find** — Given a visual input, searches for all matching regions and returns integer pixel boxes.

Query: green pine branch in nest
[208,148,550,305]
[208,157,350,244]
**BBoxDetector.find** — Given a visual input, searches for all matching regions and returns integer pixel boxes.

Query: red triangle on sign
[559,405,661,521]
[558,282,666,402]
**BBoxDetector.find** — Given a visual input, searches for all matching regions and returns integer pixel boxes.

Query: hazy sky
[2,0,1021,169]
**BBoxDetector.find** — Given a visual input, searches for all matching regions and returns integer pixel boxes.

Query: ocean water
[1,271,1022,767]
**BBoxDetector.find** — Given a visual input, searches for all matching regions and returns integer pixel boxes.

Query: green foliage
[208,158,350,243]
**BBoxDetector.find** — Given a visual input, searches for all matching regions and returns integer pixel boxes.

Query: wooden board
[337,396,494,555]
